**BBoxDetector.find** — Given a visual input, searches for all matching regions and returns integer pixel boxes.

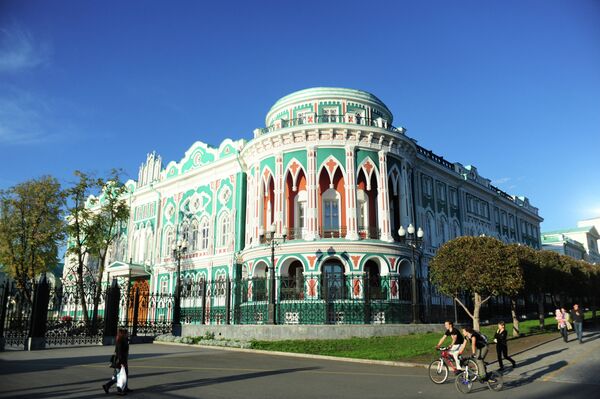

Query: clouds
[0,87,59,145]
[0,23,58,145]
[0,22,51,73]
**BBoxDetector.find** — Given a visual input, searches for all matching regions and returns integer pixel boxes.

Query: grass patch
[250,313,592,361]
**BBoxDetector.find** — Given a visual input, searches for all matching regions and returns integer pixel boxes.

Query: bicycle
[428,347,479,384]
[455,361,503,393]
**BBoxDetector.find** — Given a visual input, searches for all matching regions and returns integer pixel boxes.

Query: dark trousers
[105,365,129,391]
[559,326,568,342]
[496,344,515,369]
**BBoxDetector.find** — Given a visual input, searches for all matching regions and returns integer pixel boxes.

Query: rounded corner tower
[264,87,394,129]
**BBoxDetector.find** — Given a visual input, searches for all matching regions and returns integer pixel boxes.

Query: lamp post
[259,223,287,325]
[398,223,424,324]
[171,237,187,336]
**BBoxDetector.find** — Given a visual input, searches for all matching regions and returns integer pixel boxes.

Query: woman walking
[494,321,516,371]
[103,328,130,395]
[555,308,568,343]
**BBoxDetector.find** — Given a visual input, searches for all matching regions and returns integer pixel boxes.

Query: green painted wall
[317,147,345,170]
[283,150,307,170]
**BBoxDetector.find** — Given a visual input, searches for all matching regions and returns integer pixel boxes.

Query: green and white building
[64,87,543,324]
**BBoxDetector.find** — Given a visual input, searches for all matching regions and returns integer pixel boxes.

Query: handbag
[566,321,573,331]
[117,365,127,390]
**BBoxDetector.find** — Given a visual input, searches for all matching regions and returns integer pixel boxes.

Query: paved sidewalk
[0,329,597,398]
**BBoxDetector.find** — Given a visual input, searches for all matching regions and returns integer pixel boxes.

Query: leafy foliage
[0,176,65,299]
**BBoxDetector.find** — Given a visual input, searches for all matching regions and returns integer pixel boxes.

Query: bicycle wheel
[466,359,479,382]
[428,360,449,384]
[455,371,473,394]
[486,370,503,391]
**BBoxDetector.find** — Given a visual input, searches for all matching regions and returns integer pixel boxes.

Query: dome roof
[265,87,393,126]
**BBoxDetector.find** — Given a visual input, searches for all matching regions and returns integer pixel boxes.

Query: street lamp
[398,223,424,324]
[259,223,287,324]
[171,237,188,336]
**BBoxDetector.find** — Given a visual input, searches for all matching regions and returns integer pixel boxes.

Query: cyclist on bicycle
[435,321,465,371]
[460,326,488,380]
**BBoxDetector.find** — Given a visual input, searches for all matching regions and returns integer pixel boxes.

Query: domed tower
[239,87,420,324]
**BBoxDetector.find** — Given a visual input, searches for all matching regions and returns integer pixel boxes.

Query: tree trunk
[473,292,481,330]
[76,271,90,326]
[510,298,520,337]
[90,259,107,335]
[537,291,545,329]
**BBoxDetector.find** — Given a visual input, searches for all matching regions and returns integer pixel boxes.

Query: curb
[153,341,428,368]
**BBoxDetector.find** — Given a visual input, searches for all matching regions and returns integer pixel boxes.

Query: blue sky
[1,0,599,231]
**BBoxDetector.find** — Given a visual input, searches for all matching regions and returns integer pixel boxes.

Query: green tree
[65,170,130,327]
[504,243,537,336]
[0,176,65,301]
[87,174,130,333]
[430,236,524,330]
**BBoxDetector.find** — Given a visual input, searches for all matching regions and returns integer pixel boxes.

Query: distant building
[541,233,586,260]
[542,224,600,264]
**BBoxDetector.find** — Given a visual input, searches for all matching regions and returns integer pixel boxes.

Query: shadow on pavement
[1,370,183,399]
[0,352,172,375]
[502,360,568,391]
[2,366,321,399]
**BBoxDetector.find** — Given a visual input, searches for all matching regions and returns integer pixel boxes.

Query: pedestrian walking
[493,321,516,370]
[103,328,131,395]
[555,308,568,342]
[571,304,584,343]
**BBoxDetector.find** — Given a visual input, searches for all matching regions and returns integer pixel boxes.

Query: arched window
[282,261,304,300]
[253,263,268,301]
[357,189,369,229]
[364,260,382,299]
[322,188,340,232]
[144,227,153,264]
[218,212,231,247]
[190,219,199,251]
[131,229,139,262]
[294,190,307,235]
[321,261,345,301]
[200,217,209,250]
[164,227,175,257]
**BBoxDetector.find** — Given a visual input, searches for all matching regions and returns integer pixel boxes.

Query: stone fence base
[182,323,441,341]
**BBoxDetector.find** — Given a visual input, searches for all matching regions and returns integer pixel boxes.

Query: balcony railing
[258,115,406,135]
[319,226,348,239]
[358,226,381,240]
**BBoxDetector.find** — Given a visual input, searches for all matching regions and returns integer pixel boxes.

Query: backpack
[474,331,488,346]
[480,333,489,345]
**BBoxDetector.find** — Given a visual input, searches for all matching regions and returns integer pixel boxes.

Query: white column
[400,159,411,228]
[275,152,284,233]
[378,150,393,242]
[344,145,359,240]
[252,164,261,246]
[305,146,318,241]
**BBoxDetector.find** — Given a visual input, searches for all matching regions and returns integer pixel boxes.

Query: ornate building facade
[65,87,543,325]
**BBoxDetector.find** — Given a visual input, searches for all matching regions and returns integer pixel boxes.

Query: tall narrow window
[218,213,231,247]
[294,190,307,236]
[200,217,209,250]
[190,220,199,251]
[357,190,368,229]
[322,189,340,231]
